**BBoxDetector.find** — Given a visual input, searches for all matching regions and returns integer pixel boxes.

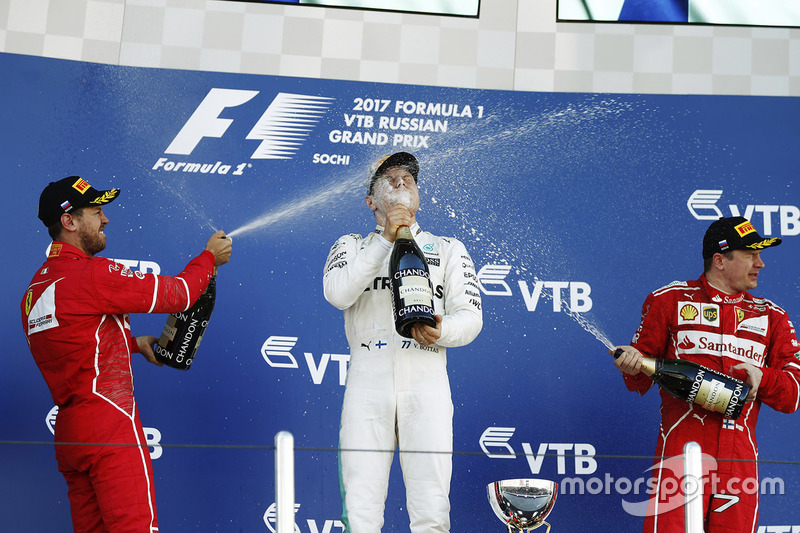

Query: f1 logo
[166,89,334,160]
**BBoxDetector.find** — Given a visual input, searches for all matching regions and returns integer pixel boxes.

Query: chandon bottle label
[155,273,216,370]
[685,368,747,419]
[397,269,433,304]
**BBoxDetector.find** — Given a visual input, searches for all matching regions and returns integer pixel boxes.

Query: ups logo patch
[703,306,718,323]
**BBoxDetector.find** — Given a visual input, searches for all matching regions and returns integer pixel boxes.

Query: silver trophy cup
[487,479,558,532]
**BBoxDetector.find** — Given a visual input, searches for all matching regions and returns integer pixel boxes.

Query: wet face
[74,206,109,256]
[367,166,420,217]
[717,249,764,293]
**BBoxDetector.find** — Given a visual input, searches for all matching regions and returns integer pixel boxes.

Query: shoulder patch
[652,280,693,297]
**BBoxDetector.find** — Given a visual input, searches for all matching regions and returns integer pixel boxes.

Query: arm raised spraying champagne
[609,216,799,532]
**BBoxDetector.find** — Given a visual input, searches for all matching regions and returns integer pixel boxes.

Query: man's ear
[60,212,78,233]
[365,195,377,212]
[711,253,725,271]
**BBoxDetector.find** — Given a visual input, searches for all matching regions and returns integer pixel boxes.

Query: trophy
[487,478,558,532]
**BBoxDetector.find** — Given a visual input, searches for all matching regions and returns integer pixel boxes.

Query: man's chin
[390,192,413,207]
[86,239,106,256]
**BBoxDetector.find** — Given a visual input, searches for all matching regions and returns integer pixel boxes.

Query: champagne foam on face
[370,177,416,213]
[390,191,413,209]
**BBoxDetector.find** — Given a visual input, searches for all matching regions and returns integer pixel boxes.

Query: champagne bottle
[389,226,436,338]
[613,348,750,419]
[154,270,217,370]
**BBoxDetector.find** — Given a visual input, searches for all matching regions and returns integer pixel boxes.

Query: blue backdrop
[2,52,798,532]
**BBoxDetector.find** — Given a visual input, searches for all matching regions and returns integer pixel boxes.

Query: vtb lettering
[521,442,597,475]
[518,281,593,312]
[728,204,800,236]
[304,353,350,386]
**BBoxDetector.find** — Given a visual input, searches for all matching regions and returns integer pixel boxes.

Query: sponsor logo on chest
[735,308,769,336]
[677,302,720,327]
[676,331,767,367]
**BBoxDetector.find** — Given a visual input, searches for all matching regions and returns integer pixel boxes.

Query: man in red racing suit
[614,217,800,533]
[21,176,231,533]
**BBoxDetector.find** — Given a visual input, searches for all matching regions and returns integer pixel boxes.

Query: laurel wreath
[90,189,119,204]
[747,238,780,250]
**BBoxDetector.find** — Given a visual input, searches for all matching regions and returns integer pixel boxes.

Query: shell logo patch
[680,304,699,321]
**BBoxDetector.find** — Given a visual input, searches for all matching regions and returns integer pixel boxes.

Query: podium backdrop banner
[2,52,798,532]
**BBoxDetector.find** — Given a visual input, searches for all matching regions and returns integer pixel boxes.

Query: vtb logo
[476,264,593,312]
[261,335,349,386]
[687,189,800,236]
[263,502,344,533]
[167,89,335,160]
[479,427,597,475]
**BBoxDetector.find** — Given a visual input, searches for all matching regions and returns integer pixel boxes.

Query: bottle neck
[639,357,657,377]
[613,348,657,377]
[396,225,413,240]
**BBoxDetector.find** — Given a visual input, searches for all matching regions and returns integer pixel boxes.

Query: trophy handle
[541,520,551,533]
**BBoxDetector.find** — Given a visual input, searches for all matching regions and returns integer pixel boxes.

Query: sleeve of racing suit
[755,308,800,413]
[90,250,216,315]
[323,234,390,310]
[436,239,482,348]
[626,291,670,395]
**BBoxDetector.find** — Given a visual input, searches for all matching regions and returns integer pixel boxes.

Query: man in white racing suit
[323,152,483,533]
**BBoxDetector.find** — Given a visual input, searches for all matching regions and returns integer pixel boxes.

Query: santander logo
[676,331,766,366]
[678,336,696,350]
